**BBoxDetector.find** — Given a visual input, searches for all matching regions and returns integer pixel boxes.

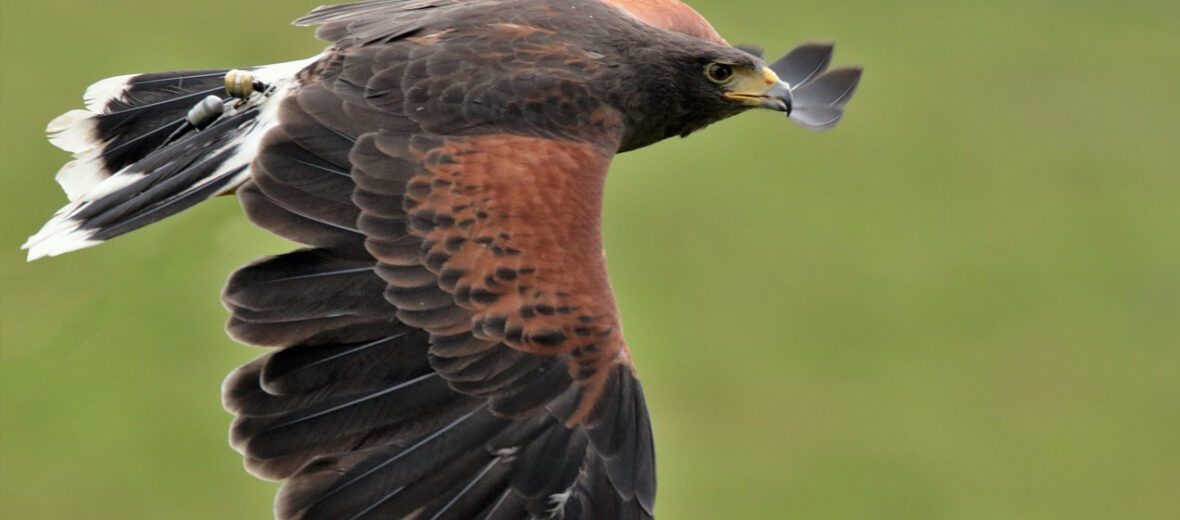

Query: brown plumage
[25,0,862,518]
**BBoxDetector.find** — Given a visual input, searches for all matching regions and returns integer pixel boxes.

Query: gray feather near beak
[769,42,863,131]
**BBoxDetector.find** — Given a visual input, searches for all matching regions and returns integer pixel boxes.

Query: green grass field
[2,0,1177,518]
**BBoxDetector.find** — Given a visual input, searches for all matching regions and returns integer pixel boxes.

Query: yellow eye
[705,62,735,84]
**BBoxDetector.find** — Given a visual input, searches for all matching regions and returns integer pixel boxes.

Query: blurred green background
[2,0,1178,518]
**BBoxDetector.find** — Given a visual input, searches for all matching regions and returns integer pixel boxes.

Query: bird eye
[705,62,735,84]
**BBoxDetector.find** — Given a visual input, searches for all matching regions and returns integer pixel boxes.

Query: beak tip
[763,81,793,115]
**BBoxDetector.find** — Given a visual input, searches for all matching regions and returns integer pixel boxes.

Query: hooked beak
[724,67,793,115]
[760,81,793,114]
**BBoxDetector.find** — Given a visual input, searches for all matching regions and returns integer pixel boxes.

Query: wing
[223,4,655,519]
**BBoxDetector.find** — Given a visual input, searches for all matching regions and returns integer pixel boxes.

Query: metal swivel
[225,69,267,100]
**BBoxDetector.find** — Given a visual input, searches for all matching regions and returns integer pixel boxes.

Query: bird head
[617,40,860,150]
[704,42,863,131]
[716,62,794,114]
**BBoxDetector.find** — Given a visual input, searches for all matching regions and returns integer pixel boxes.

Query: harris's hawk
[24,0,861,518]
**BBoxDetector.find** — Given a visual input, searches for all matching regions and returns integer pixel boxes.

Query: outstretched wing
[224,2,655,519]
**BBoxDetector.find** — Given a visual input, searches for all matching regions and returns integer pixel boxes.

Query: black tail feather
[92,70,232,174]
[26,57,317,260]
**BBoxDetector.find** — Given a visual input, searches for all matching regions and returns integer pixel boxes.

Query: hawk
[24,0,861,518]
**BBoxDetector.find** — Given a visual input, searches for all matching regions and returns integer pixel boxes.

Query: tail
[22,57,319,261]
